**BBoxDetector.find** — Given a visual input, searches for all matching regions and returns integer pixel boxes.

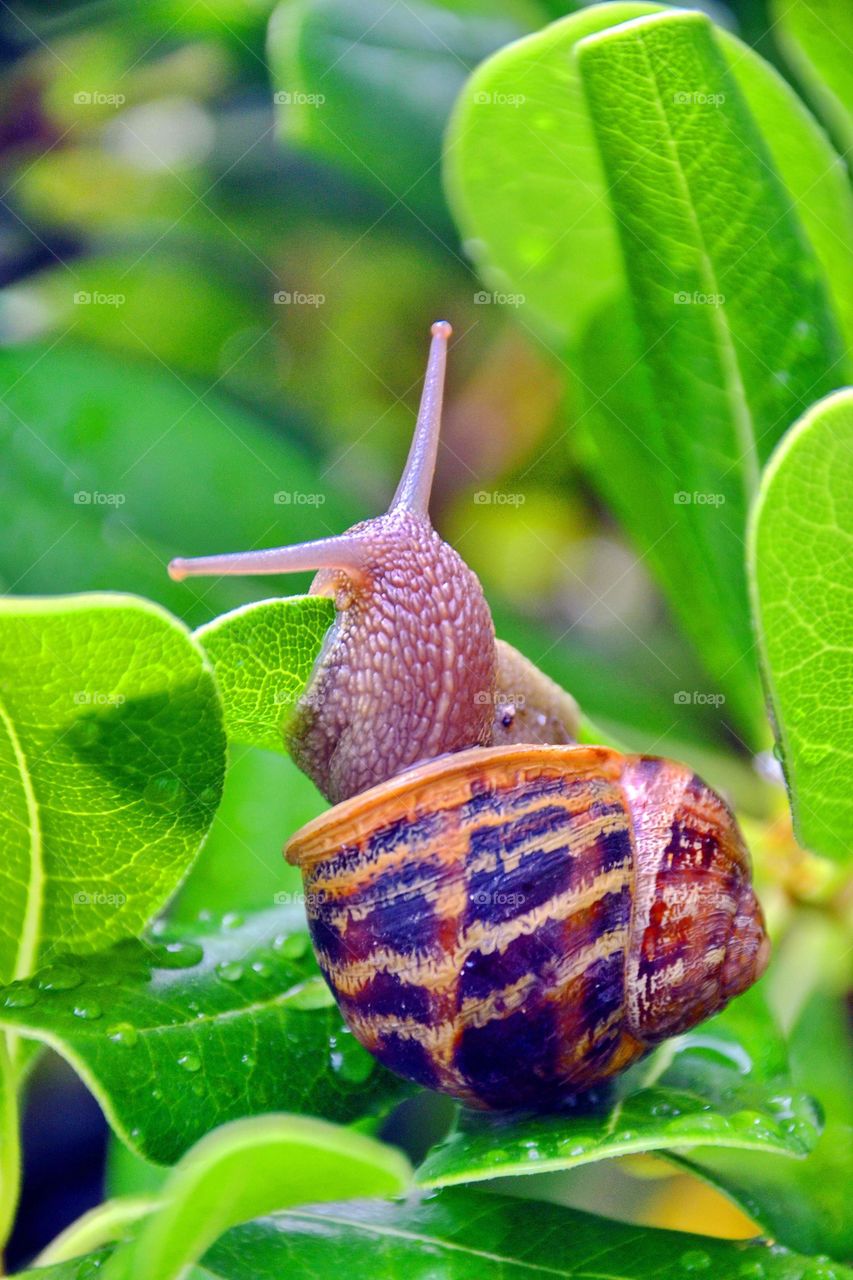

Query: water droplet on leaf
[107,1022,139,1047]
[680,1250,711,1271]
[216,962,244,983]
[73,1002,102,1020]
[153,941,204,969]
[37,965,82,992]
[178,1052,201,1073]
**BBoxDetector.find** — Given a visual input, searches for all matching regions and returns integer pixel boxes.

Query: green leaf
[202,1189,853,1280]
[0,341,360,629]
[445,4,851,742]
[676,924,853,1257]
[268,0,528,225]
[748,388,853,864]
[102,1116,411,1280]
[20,1188,851,1280]
[446,1,853,348]
[0,908,409,1164]
[773,0,853,155]
[195,597,335,754]
[0,594,224,983]
[417,988,820,1187]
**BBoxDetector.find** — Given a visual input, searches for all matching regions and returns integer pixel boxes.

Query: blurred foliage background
[0,0,848,1268]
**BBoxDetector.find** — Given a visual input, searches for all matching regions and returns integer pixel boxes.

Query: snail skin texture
[170,321,769,1110]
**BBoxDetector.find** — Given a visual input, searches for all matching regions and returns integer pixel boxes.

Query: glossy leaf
[102,1116,411,1280]
[748,388,853,864]
[18,1189,853,1280]
[445,4,850,742]
[0,909,409,1164]
[196,597,335,754]
[446,1,853,347]
[0,342,360,629]
[417,988,820,1186]
[0,594,224,984]
[773,0,853,153]
[676,942,853,1257]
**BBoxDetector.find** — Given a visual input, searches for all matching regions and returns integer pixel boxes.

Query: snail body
[170,321,768,1108]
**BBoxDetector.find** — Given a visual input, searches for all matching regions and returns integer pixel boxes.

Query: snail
[169,321,769,1109]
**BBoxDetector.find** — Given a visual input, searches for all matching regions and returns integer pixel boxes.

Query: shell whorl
[286,744,768,1109]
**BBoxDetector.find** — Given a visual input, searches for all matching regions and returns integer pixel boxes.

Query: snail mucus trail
[169,321,769,1110]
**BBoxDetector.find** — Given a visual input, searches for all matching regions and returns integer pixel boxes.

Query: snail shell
[287,743,768,1109]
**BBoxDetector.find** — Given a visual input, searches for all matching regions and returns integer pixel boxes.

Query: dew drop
[737,1263,764,1278]
[178,1052,201,1073]
[241,1054,256,1069]
[151,1088,163,1101]
[251,960,271,978]
[283,976,334,1010]
[107,1022,138,1048]
[191,1078,205,1096]
[274,932,310,960]
[73,1002,102,1020]
[37,965,82,992]
[4,987,38,1009]
[221,912,243,930]
[216,961,244,983]
[680,1249,711,1271]
[153,940,204,970]
[198,786,219,807]
[143,775,184,809]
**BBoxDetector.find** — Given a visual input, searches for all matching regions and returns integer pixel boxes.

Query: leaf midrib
[634,20,761,505]
[0,694,43,982]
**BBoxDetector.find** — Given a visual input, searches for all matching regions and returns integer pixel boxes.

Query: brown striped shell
[286,743,769,1110]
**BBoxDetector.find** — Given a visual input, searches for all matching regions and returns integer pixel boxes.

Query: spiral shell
[286,744,768,1109]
